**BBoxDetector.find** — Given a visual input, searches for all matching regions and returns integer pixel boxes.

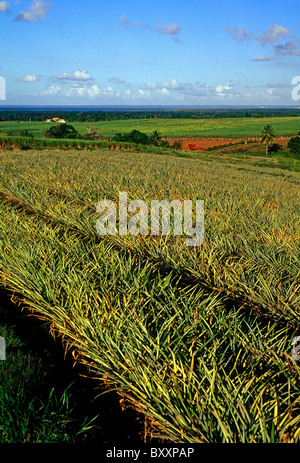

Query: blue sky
[0,0,300,106]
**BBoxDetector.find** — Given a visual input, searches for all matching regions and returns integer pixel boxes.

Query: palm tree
[261,124,276,156]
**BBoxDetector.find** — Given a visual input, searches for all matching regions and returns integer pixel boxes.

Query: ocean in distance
[0,104,297,112]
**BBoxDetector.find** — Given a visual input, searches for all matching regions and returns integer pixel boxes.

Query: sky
[0,0,300,106]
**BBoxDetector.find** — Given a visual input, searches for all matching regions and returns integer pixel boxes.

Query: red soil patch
[164,136,291,151]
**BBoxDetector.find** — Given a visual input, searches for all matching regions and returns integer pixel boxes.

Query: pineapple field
[0,145,299,443]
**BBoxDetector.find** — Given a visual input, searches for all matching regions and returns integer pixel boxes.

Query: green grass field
[0,145,299,443]
[1,115,300,138]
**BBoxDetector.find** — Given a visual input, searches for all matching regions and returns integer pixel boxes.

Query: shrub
[269,143,283,153]
[287,134,300,154]
[44,124,80,140]
[113,129,170,148]
[172,141,182,150]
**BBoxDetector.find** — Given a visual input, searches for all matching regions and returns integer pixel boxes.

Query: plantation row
[0,149,299,442]
[0,135,138,151]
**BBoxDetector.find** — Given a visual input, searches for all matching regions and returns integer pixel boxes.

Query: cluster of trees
[259,124,300,156]
[44,124,80,139]
[113,129,170,147]
[43,123,102,140]
[287,133,300,155]
[43,125,172,148]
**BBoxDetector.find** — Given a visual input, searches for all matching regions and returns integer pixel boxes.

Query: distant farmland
[1,116,300,139]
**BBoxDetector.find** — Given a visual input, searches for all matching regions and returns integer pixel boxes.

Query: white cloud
[145,79,180,90]
[53,70,93,81]
[143,79,216,100]
[17,73,39,82]
[41,82,116,99]
[40,76,284,105]
[216,83,234,96]
[0,1,9,12]
[160,88,169,96]
[15,0,52,22]
[41,84,62,96]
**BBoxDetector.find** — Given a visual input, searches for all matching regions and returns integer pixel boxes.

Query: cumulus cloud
[145,79,180,90]
[41,84,62,96]
[216,83,232,93]
[227,23,300,60]
[53,70,93,81]
[255,24,290,46]
[40,76,270,104]
[273,39,300,56]
[0,1,9,12]
[226,26,253,41]
[14,0,51,22]
[17,73,40,82]
[227,24,290,45]
[141,79,216,100]
[41,82,116,99]
[156,20,181,42]
[215,82,236,97]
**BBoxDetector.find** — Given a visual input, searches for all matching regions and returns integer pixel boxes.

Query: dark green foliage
[287,133,300,154]
[19,129,34,138]
[261,124,276,155]
[0,325,79,443]
[114,129,151,144]
[269,143,283,153]
[113,129,170,147]
[44,124,80,139]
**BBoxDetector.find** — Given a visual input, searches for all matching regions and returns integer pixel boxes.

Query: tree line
[0,108,300,122]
